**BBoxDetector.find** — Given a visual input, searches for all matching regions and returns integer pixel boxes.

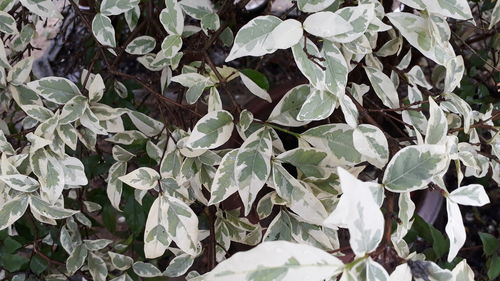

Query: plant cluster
[0,0,498,280]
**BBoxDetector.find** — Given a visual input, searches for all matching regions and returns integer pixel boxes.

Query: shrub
[0,0,498,280]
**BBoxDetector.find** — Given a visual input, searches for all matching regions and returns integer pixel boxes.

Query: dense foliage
[0,0,498,280]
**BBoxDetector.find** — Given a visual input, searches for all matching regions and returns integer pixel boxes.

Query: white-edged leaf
[324,168,384,256]
[160,0,184,35]
[0,11,18,34]
[448,184,490,207]
[186,110,234,149]
[425,97,448,145]
[100,0,139,16]
[144,196,170,258]
[62,156,88,186]
[66,244,88,275]
[364,66,399,109]
[92,13,117,50]
[19,0,62,19]
[0,174,39,192]
[179,0,214,19]
[353,124,389,168]
[339,94,359,127]
[272,162,328,224]
[327,4,375,43]
[322,41,348,96]
[0,195,29,231]
[267,84,311,127]
[133,262,162,277]
[445,199,465,262]
[291,37,324,89]
[205,241,344,281]
[298,88,337,121]
[164,253,195,277]
[304,12,351,38]
[165,194,200,255]
[240,72,271,102]
[444,55,464,94]
[209,149,238,205]
[126,110,164,137]
[125,36,156,55]
[27,77,81,104]
[108,252,133,271]
[29,196,78,220]
[88,252,108,281]
[235,127,273,215]
[383,145,448,192]
[297,0,337,13]
[119,167,160,190]
[301,124,362,165]
[107,161,127,211]
[225,15,282,62]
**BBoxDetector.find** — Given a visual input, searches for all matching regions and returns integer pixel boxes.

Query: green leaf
[479,232,499,256]
[240,69,269,90]
[276,147,335,179]
[160,0,184,35]
[187,110,234,149]
[488,254,500,280]
[205,241,343,281]
[29,254,48,275]
[383,145,447,192]
[240,71,272,102]
[100,0,139,16]
[235,127,273,215]
[0,195,29,231]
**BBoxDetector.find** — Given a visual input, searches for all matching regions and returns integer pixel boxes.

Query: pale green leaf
[187,110,234,149]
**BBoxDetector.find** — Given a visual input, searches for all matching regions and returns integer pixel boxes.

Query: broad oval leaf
[353,124,389,168]
[160,0,184,35]
[118,167,160,190]
[164,194,200,256]
[100,0,139,16]
[125,36,156,55]
[92,13,117,50]
[297,0,337,13]
[133,262,162,277]
[448,184,490,207]
[298,88,337,121]
[267,84,311,127]
[0,174,39,192]
[0,195,29,231]
[383,145,448,192]
[303,12,351,38]
[205,241,344,281]
[272,162,328,224]
[186,110,234,149]
[0,11,18,34]
[301,124,362,165]
[225,15,282,62]
[29,196,79,220]
[27,77,81,104]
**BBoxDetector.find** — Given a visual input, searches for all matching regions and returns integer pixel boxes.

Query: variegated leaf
[186,110,234,149]
[235,127,273,215]
[119,167,160,190]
